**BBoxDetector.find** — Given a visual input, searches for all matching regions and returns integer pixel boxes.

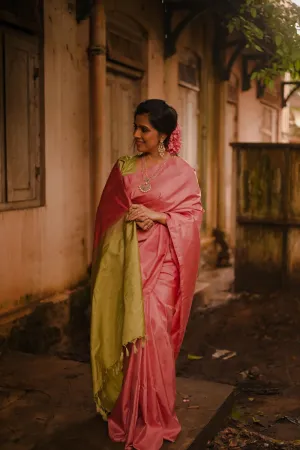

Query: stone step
[164,378,234,449]
[0,352,234,450]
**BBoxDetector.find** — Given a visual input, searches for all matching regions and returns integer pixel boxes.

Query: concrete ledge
[0,285,91,358]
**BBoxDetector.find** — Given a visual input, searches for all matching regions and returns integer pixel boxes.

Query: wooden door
[104,71,140,180]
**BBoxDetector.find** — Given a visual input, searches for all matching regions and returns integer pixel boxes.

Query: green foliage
[227,0,300,84]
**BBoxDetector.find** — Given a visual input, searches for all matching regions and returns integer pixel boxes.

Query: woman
[91,99,203,450]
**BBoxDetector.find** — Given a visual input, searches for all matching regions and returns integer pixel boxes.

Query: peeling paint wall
[0,0,90,313]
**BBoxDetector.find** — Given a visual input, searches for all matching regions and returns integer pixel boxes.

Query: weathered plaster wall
[0,0,90,312]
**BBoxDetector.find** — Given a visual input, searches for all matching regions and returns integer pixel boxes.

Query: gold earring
[158,138,165,158]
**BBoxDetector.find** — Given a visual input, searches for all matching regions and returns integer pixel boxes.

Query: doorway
[104,71,141,180]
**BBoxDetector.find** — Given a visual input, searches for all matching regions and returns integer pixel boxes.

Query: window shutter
[0,33,5,203]
[4,31,40,203]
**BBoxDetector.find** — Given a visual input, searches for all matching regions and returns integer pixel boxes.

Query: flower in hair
[167,125,182,155]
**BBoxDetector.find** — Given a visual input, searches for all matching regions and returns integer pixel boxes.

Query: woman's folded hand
[127,204,158,222]
[127,204,167,226]
[136,218,154,231]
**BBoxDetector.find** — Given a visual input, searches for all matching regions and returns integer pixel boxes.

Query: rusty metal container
[232,143,300,293]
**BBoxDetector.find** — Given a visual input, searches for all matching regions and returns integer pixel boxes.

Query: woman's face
[134,114,166,154]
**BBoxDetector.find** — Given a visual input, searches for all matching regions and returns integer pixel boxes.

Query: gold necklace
[138,156,170,193]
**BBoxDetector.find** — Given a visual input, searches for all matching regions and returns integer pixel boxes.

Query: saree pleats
[109,241,181,450]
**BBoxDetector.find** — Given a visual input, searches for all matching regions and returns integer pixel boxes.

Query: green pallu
[90,157,145,420]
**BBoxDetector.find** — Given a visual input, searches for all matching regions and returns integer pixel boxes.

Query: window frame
[260,104,278,143]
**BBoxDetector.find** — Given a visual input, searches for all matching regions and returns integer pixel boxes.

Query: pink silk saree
[91,155,203,450]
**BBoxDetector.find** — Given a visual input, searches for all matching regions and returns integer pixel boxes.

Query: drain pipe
[89,0,106,241]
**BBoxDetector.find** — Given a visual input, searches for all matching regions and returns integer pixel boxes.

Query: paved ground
[0,351,233,450]
[3,266,300,449]
[177,288,300,449]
